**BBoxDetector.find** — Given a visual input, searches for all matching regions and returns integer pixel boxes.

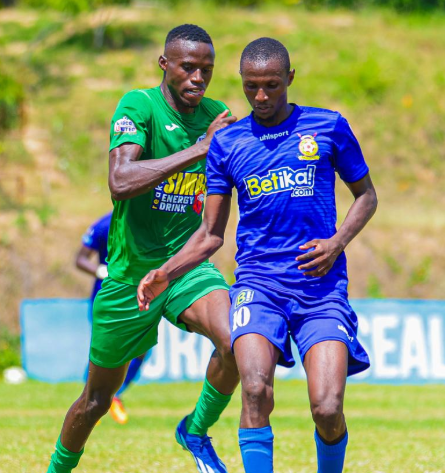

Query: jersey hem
[89,353,137,369]
[107,268,140,287]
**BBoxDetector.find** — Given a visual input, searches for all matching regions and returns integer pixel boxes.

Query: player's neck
[254,103,294,128]
[160,82,195,114]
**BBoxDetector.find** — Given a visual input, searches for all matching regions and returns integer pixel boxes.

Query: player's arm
[137,194,231,311]
[75,245,109,280]
[75,245,97,276]
[296,173,377,277]
[109,111,235,201]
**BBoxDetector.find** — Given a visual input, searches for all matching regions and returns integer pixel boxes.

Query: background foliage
[0,1,444,346]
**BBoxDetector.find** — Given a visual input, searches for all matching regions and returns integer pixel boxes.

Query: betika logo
[259,130,289,141]
[152,171,207,213]
[244,165,316,200]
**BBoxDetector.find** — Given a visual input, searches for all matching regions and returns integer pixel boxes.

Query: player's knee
[242,375,274,413]
[310,397,343,431]
[218,340,236,366]
[84,395,112,424]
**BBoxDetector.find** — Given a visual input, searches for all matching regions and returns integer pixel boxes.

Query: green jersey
[107,86,229,285]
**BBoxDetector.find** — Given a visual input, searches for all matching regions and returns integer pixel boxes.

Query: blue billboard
[20,299,445,384]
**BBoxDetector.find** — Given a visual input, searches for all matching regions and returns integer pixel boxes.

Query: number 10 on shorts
[232,306,251,331]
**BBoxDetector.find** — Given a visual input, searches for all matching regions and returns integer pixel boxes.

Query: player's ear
[158,55,168,72]
[288,68,295,87]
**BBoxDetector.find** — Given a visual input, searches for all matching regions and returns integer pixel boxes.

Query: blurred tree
[19,0,131,15]
[18,0,132,48]
[0,66,25,133]
[0,0,17,7]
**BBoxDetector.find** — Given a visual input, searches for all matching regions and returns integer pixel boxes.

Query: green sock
[47,436,84,473]
[185,378,232,436]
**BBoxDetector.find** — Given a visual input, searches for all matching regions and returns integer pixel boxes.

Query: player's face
[159,40,215,112]
[241,58,294,125]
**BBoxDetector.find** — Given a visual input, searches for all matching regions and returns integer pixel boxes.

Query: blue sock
[116,358,144,398]
[239,426,274,473]
[315,429,348,473]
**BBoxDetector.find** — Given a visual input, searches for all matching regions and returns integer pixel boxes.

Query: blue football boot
[175,416,228,473]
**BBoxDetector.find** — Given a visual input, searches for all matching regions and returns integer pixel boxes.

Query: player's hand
[296,238,344,277]
[204,110,237,143]
[137,269,169,311]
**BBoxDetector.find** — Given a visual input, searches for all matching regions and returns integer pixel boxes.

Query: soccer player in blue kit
[137,37,378,473]
[76,212,146,424]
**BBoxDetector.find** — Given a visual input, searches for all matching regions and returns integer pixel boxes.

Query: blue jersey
[206,105,369,294]
[82,212,112,299]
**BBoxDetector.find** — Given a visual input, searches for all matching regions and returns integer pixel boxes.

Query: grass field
[1,379,444,473]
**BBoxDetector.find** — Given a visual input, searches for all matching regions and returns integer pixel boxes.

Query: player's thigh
[91,277,166,368]
[163,262,230,343]
[179,289,231,341]
[230,283,296,368]
[304,340,348,407]
[290,293,370,377]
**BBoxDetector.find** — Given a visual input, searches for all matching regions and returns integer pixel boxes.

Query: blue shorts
[229,280,370,377]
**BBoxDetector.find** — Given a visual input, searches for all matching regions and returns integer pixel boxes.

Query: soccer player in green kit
[46,24,238,473]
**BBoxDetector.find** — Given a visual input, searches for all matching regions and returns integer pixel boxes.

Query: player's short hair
[165,24,213,47]
[240,37,290,74]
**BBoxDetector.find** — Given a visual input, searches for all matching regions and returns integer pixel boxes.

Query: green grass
[1,379,444,472]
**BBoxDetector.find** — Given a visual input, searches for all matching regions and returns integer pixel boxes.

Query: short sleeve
[82,224,99,251]
[215,100,231,116]
[332,115,369,183]
[206,135,233,196]
[109,90,152,152]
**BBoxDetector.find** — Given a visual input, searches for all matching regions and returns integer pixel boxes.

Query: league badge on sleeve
[114,116,137,135]
[297,133,320,161]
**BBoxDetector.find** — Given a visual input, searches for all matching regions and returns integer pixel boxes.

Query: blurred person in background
[76,211,146,425]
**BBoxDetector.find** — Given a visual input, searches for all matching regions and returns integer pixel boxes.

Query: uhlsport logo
[244,165,316,200]
[114,116,137,135]
[259,130,289,141]
[298,133,320,160]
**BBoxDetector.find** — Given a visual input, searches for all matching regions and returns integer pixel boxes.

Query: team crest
[297,133,320,161]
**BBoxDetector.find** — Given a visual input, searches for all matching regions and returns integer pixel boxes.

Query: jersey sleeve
[82,223,100,251]
[206,135,233,196]
[214,100,231,116]
[109,90,152,152]
[332,115,369,183]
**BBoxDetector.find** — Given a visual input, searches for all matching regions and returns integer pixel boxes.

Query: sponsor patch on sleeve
[114,116,137,135]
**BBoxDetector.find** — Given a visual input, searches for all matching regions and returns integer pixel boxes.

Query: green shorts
[90,262,229,368]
